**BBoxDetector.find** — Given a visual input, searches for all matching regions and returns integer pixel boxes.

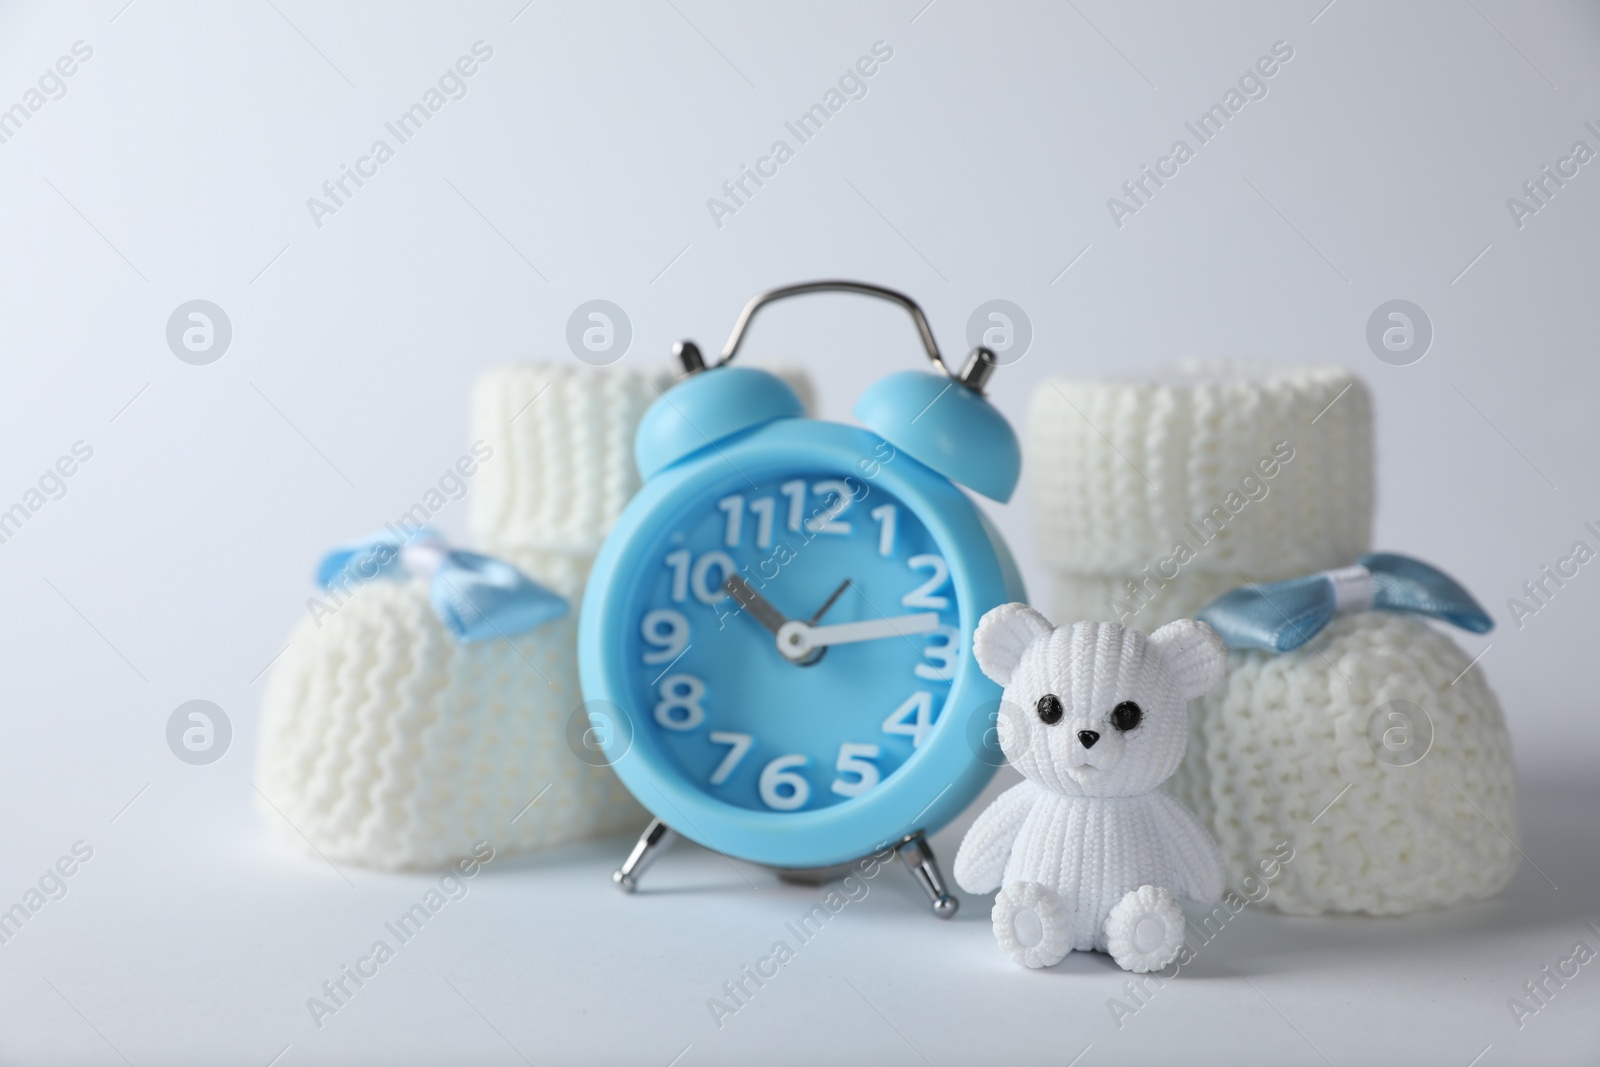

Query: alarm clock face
[619,461,961,816]
[583,418,1017,868]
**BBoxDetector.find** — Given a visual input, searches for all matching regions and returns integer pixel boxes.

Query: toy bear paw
[993,881,1071,968]
[1105,885,1185,973]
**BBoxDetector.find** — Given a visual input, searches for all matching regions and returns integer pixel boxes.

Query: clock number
[725,494,777,548]
[780,479,807,532]
[640,609,689,665]
[654,674,706,731]
[664,549,691,603]
[902,554,950,609]
[759,754,810,811]
[915,625,959,681]
[690,551,736,604]
[707,731,753,785]
[870,504,897,557]
[804,479,854,535]
[830,743,881,798]
[748,496,775,548]
[882,691,935,748]
[668,550,739,604]
[717,494,744,547]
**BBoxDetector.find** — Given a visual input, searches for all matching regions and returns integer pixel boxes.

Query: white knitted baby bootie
[256,573,642,870]
[993,881,1072,968]
[1104,885,1185,973]
[1028,361,1519,916]
[258,361,742,871]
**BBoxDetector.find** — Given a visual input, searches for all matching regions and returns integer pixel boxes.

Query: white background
[0,1,1596,1064]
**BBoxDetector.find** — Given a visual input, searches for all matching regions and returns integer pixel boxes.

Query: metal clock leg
[896,831,959,919]
[613,818,678,893]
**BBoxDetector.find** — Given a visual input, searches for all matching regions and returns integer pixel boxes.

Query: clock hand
[806,578,852,625]
[775,612,940,661]
[722,575,790,636]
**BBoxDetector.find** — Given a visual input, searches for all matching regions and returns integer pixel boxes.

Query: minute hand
[775,613,940,661]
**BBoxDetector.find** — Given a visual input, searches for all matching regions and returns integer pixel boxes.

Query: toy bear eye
[1036,694,1063,725]
[1111,701,1142,732]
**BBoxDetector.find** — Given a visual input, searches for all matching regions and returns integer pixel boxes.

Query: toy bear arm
[1150,791,1227,905]
[953,780,1038,895]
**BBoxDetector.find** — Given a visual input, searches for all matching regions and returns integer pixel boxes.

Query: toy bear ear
[1147,619,1228,700]
[973,603,1053,687]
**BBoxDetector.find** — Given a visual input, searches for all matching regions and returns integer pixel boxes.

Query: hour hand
[723,575,790,636]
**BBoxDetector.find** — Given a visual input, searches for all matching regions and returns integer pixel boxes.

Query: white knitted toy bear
[955,604,1229,972]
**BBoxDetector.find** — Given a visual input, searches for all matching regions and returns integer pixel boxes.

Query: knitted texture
[1028,359,1373,627]
[469,363,675,596]
[256,578,642,870]
[956,606,1227,969]
[1049,570,1283,634]
[470,361,813,599]
[1166,611,1519,915]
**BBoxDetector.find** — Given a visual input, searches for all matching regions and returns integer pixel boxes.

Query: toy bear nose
[1078,730,1100,749]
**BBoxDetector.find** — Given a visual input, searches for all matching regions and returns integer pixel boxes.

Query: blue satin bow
[316,528,567,643]
[1196,552,1493,653]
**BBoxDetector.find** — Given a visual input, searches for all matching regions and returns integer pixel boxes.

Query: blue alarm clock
[578,281,1026,917]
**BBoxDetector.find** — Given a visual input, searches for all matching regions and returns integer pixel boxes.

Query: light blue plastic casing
[853,369,1021,503]
[634,366,806,481]
[582,365,1026,869]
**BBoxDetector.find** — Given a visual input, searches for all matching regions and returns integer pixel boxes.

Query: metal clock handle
[673,280,998,392]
